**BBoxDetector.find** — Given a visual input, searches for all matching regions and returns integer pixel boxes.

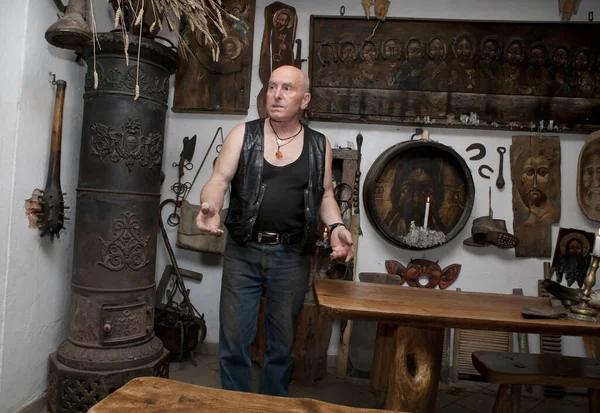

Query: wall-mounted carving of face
[551,45,570,68]
[481,39,499,62]
[340,42,357,62]
[405,38,423,61]
[385,259,461,289]
[573,47,592,71]
[505,39,524,65]
[427,37,446,62]
[521,154,551,208]
[528,42,548,68]
[382,39,400,60]
[360,41,377,64]
[578,132,600,221]
[453,35,474,64]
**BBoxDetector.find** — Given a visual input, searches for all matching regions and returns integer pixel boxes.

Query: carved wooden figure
[510,135,561,258]
[257,2,298,118]
[307,17,600,133]
[578,131,600,222]
[171,0,256,114]
[385,259,461,289]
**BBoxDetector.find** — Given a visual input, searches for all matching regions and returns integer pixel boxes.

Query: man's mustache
[527,188,544,197]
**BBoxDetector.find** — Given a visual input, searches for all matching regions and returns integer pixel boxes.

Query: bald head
[266,65,311,121]
[270,65,310,93]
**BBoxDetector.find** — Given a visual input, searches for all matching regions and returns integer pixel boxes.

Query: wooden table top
[88,377,403,413]
[314,278,600,337]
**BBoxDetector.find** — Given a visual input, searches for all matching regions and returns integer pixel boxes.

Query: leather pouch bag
[176,200,228,255]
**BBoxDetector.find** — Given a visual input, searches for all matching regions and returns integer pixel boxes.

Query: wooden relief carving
[510,136,561,257]
[385,259,461,289]
[577,130,600,221]
[257,2,298,118]
[171,0,256,114]
[308,16,600,133]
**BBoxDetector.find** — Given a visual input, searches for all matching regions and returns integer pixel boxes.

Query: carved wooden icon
[307,16,600,133]
[550,227,594,288]
[385,259,461,289]
[577,130,600,222]
[171,0,256,114]
[257,2,298,118]
[510,135,561,257]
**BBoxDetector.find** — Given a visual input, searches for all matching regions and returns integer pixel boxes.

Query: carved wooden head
[385,259,461,289]
[577,131,600,222]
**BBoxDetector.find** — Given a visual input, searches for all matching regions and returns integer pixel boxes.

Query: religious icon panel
[363,139,474,250]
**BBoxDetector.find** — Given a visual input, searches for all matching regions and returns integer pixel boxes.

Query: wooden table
[88,376,404,412]
[314,278,600,413]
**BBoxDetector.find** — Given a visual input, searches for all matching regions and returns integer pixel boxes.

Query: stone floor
[168,353,590,412]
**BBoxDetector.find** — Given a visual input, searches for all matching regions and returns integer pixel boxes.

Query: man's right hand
[195,202,224,236]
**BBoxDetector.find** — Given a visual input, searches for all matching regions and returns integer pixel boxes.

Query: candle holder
[569,253,599,322]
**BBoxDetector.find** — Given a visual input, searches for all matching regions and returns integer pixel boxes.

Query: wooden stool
[472,351,600,413]
[88,376,406,412]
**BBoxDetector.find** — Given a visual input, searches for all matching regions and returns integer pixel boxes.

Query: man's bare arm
[318,137,355,262]
[200,123,245,212]
[319,137,344,226]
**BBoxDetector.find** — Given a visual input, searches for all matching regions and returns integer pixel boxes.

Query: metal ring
[340,5,345,16]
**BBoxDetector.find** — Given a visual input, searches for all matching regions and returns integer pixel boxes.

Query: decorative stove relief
[101,302,147,345]
[85,62,170,102]
[97,212,149,271]
[90,118,163,172]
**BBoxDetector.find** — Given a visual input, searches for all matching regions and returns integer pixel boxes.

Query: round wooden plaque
[363,139,475,250]
[577,130,600,222]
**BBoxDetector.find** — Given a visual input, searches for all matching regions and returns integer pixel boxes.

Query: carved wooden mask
[385,259,461,289]
[577,131,600,222]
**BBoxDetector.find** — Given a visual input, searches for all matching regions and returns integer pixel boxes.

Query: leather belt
[252,230,304,245]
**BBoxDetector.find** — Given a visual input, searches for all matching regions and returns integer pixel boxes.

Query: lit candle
[323,226,328,244]
[423,197,431,229]
[594,229,600,256]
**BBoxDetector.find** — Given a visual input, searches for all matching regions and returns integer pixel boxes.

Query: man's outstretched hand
[195,202,224,236]
[330,226,355,262]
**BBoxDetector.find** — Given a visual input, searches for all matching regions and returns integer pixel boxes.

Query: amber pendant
[275,151,283,159]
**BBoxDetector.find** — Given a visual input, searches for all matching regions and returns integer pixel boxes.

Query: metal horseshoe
[478,164,494,179]
[466,143,486,160]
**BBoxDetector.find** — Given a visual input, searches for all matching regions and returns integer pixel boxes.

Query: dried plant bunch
[89,0,236,99]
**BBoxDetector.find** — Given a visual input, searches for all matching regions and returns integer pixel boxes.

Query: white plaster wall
[158,0,600,362]
[0,1,112,411]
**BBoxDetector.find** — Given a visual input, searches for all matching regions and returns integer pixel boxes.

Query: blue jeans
[218,234,310,396]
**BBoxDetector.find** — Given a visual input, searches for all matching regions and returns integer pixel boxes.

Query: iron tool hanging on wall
[167,135,197,226]
[25,77,70,239]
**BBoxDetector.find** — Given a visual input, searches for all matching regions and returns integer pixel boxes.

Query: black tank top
[254,135,309,233]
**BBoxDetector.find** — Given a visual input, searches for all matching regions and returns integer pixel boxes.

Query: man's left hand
[330,226,355,262]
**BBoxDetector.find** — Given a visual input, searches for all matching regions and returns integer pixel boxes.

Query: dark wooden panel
[171,0,256,114]
[510,135,561,258]
[308,16,600,133]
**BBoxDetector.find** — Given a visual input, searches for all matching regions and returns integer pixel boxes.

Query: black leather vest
[224,119,326,246]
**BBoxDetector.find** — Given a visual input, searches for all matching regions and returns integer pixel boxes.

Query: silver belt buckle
[257,232,279,244]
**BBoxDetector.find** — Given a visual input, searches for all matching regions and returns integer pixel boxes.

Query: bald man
[196,65,354,396]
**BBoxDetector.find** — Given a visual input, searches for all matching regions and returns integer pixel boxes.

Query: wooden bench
[88,376,405,412]
[472,351,600,413]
